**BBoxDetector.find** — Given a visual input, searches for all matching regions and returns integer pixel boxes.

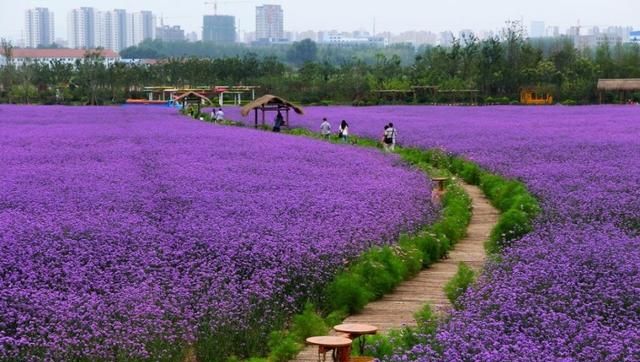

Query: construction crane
[204,0,261,16]
[204,1,220,15]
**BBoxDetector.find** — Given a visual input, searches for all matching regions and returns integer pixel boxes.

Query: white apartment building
[67,7,97,49]
[256,4,284,42]
[96,10,130,52]
[68,8,155,51]
[131,11,156,46]
[24,8,55,48]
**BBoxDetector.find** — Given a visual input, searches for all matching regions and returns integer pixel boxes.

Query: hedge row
[261,146,473,361]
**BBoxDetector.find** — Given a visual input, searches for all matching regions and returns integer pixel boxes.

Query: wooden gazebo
[240,94,304,128]
[173,91,214,114]
[597,79,640,104]
[437,89,479,104]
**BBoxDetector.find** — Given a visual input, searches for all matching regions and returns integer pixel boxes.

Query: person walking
[210,108,216,122]
[215,108,225,123]
[339,120,349,143]
[320,118,332,139]
[388,122,398,151]
[273,111,284,132]
[382,124,393,152]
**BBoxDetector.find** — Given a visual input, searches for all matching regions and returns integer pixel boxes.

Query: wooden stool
[431,177,448,192]
[306,336,352,362]
[333,324,378,355]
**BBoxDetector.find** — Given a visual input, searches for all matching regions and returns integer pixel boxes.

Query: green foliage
[444,262,476,309]
[287,39,318,66]
[267,331,300,362]
[353,246,408,298]
[326,273,373,314]
[9,84,38,104]
[290,303,328,340]
[487,209,533,253]
[8,25,640,105]
[396,236,424,276]
[324,309,348,328]
[414,304,439,335]
[361,304,440,359]
[412,231,443,267]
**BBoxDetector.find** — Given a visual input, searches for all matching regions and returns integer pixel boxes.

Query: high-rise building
[202,15,236,43]
[157,25,185,42]
[110,10,129,52]
[256,4,284,42]
[95,10,131,52]
[132,11,156,45]
[67,7,97,49]
[24,8,55,48]
[530,21,546,38]
[186,31,199,42]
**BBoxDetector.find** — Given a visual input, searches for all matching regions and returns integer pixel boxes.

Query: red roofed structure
[0,48,120,66]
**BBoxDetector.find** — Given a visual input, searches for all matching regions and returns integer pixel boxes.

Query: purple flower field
[0,105,435,360]
[229,105,640,360]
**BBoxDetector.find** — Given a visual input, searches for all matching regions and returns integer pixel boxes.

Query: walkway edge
[292,182,499,361]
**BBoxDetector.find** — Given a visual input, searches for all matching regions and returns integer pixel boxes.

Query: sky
[2,0,639,41]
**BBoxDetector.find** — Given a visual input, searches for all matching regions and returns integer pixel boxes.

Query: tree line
[2,24,640,105]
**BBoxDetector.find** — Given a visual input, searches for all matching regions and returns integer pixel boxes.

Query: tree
[1,38,15,100]
[76,49,107,105]
[286,39,318,66]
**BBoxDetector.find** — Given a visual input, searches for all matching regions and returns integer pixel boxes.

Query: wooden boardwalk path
[293,183,499,361]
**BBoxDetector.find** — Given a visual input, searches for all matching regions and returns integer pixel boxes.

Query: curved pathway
[294,183,499,361]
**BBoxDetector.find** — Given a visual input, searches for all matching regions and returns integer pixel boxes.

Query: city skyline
[2,0,640,43]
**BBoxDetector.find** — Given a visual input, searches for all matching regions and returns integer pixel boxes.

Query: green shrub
[414,304,439,335]
[509,194,541,217]
[413,231,442,267]
[267,331,300,362]
[396,237,424,276]
[324,309,347,328]
[444,262,476,308]
[487,208,533,253]
[352,247,406,298]
[363,333,396,359]
[325,273,372,314]
[460,163,481,184]
[290,303,328,339]
[479,173,504,201]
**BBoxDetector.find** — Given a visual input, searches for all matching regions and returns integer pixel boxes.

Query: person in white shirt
[388,122,397,151]
[215,108,225,123]
[320,118,331,139]
[339,120,349,143]
[210,108,216,122]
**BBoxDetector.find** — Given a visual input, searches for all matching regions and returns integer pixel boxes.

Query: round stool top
[306,336,352,347]
[333,323,378,335]
[431,177,448,182]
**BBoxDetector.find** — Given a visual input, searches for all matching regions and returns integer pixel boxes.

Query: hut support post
[254,109,258,128]
[285,108,290,127]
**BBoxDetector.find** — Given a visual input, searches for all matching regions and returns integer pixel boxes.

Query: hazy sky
[2,0,639,41]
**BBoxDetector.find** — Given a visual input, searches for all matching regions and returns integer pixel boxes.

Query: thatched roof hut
[173,91,214,105]
[597,79,640,103]
[240,94,304,128]
[597,79,640,91]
